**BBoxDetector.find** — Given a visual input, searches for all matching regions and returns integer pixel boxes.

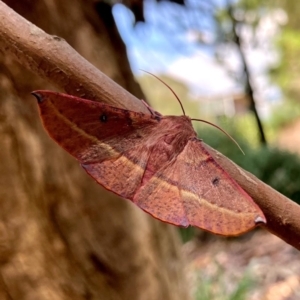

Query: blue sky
[112,0,283,115]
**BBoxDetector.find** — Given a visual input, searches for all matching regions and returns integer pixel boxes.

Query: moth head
[141,71,243,154]
[160,115,197,136]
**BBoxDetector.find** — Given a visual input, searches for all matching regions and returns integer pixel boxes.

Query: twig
[0,1,300,250]
[0,1,148,113]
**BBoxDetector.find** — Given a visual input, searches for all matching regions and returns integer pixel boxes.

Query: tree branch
[1,1,300,250]
[0,0,148,113]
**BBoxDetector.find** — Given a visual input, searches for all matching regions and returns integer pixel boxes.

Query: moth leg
[141,100,162,117]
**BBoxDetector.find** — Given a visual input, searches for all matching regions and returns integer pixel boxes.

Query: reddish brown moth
[32,88,266,236]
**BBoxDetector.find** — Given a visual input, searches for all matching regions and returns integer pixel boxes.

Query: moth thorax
[166,115,196,136]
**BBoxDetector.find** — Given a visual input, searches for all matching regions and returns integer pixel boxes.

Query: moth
[33,81,266,236]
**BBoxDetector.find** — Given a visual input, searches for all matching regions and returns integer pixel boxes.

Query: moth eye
[212,177,220,186]
[100,114,108,123]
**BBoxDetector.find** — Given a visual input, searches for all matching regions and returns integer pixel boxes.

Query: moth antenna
[139,70,243,153]
[191,118,245,155]
[140,70,186,116]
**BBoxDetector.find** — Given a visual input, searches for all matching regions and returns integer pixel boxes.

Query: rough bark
[0,1,190,299]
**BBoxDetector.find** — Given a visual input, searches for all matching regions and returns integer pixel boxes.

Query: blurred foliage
[137,74,200,117]
[274,0,300,30]
[271,28,300,100]
[215,0,267,43]
[195,263,255,300]
[266,99,300,130]
[270,1,300,129]
[179,226,196,244]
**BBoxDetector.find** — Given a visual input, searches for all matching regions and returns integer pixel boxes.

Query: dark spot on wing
[212,177,220,186]
[123,110,133,126]
[100,113,108,123]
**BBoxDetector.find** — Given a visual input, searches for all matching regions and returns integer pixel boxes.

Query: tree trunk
[0,1,190,299]
[228,3,267,146]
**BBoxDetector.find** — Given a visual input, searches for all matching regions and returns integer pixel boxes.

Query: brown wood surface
[0,1,190,299]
